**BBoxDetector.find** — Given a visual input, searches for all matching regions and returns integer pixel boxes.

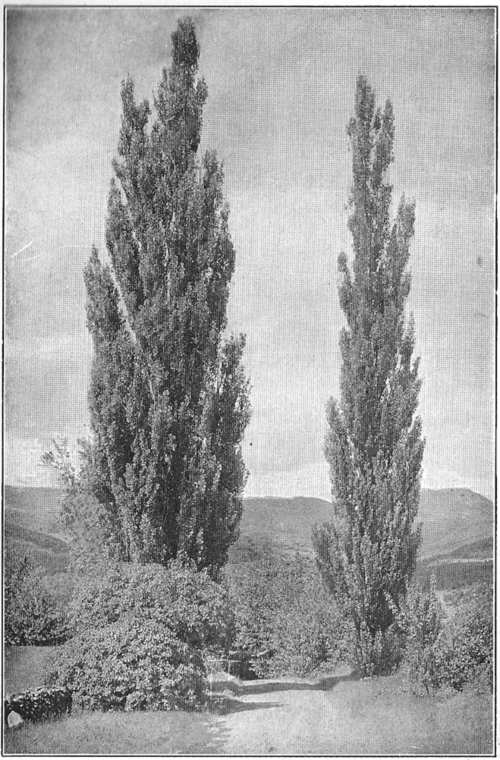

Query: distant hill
[232,489,493,562]
[4,485,494,583]
[4,486,68,573]
[418,488,493,559]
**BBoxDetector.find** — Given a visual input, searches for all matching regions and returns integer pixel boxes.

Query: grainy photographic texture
[4,6,495,755]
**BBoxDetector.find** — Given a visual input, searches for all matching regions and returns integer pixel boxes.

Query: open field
[3,658,493,755]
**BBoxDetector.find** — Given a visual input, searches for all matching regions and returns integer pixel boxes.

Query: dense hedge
[4,687,72,724]
[46,560,233,711]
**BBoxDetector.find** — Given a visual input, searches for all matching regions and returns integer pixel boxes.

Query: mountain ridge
[4,485,494,573]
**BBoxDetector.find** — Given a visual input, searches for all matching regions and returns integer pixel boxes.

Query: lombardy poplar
[83,18,250,574]
[314,76,424,675]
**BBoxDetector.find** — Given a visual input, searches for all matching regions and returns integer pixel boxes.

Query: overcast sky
[5,7,495,499]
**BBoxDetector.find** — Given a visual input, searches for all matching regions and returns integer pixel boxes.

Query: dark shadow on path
[210,670,359,697]
[209,697,282,714]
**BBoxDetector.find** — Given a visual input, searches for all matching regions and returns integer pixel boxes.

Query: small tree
[76,18,249,574]
[313,75,424,676]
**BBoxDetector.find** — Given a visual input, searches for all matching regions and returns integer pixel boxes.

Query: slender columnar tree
[313,75,424,675]
[83,18,250,574]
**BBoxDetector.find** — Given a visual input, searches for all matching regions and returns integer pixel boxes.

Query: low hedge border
[4,686,72,725]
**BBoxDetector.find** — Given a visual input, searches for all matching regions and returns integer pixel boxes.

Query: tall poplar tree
[313,76,424,675]
[82,17,250,574]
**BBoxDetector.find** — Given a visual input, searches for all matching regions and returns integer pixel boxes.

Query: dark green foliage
[46,561,233,711]
[4,688,72,724]
[4,552,69,646]
[227,554,350,678]
[76,17,250,573]
[69,560,234,653]
[394,582,493,695]
[314,75,424,676]
[434,585,493,693]
[391,577,443,694]
[46,619,206,712]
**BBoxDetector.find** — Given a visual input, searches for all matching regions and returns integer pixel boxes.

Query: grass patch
[4,647,55,695]
[3,710,226,755]
[317,673,493,755]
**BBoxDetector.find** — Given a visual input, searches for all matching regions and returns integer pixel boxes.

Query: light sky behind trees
[5,7,495,499]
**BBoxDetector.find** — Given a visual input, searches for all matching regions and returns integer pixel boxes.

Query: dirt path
[210,670,493,755]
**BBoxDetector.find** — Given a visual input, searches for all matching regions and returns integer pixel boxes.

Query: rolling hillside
[4,485,494,582]
[233,489,493,562]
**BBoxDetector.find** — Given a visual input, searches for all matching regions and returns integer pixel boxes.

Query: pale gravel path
[209,669,493,755]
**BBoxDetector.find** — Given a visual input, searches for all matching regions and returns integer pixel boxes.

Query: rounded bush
[46,617,205,711]
[70,560,233,652]
[46,560,233,711]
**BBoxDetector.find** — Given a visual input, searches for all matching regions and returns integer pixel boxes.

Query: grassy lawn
[3,710,226,755]
[4,647,55,695]
[318,673,493,756]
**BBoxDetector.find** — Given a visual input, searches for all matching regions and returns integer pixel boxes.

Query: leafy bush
[434,584,493,692]
[5,552,70,645]
[391,577,444,694]
[46,560,233,711]
[226,553,350,678]
[69,560,234,652]
[394,580,493,695]
[46,618,205,711]
[4,687,72,724]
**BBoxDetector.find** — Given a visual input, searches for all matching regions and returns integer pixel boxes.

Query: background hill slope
[4,485,493,581]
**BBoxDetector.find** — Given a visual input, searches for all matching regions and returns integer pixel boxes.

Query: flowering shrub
[4,687,72,724]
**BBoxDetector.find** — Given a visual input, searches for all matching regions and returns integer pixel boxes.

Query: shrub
[434,584,493,692]
[4,687,72,724]
[70,560,234,652]
[394,580,493,695]
[46,560,233,711]
[391,577,444,694]
[227,553,350,678]
[46,618,205,711]
[5,552,70,645]
[267,593,348,677]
